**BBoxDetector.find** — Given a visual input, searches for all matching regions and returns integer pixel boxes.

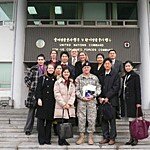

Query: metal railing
[27,19,138,28]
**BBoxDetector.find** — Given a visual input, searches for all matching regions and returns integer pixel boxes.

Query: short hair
[103,57,112,64]
[60,51,69,58]
[124,60,134,68]
[50,50,58,55]
[96,53,105,59]
[108,49,117,54]
[37,54,45,60]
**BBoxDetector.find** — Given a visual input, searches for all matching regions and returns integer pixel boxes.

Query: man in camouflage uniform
[75,61,101,145]
[24,54,46,135]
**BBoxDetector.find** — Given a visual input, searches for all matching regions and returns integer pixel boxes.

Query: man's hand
[136,104,141,108]
[38,99,42,106]
[82,95,93,101]
[104,98,109,103]
[99,97,104,104]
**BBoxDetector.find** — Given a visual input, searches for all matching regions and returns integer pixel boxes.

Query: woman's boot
[131,139,138,146]
[125,121,134,145]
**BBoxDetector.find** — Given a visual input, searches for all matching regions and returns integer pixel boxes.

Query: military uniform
[75,73,101,133]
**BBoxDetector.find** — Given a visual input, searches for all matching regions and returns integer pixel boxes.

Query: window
[0,2,13,21]
[27,2,138,26]
[116,3,137,20]
[0,63,11,88]
[83,3,106,20]
[27,2,80,20]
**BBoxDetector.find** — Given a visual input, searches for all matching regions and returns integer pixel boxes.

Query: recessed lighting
[34,21,41,25]
[28,6,37,14]
[55,6,62,14]
[57,21,65,25]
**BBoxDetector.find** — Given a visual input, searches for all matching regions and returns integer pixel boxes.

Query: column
[138,0,150,109]
[12,0,27,108]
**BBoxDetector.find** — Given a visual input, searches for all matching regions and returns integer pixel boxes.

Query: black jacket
[75,61,87,78]
[113,59,123,76]
[98,69,121,106]
[120,71,141,118]
[91,63,105,77]
[36,74,56,120]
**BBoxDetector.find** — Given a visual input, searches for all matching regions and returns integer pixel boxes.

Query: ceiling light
[57,21,65,25]
[28,6,37,15]
[55,6,62,14]
[34,21,41,25]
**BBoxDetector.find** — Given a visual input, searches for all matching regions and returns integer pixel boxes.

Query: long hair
[62,66,73,88]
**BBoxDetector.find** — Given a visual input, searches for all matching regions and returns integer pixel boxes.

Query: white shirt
[72,57,77,66]
[105,70,111,75]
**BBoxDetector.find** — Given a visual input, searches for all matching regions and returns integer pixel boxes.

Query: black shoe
[58,139,64,146]
[45,141,51,145]
[63,139,70,145]
[125,139,134,145]
[39,143,44,145]
[116,115,121,119]
[131,139,138,146]
[25,131,31,135]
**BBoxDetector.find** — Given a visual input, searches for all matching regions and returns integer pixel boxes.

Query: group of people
[24,48,142,146]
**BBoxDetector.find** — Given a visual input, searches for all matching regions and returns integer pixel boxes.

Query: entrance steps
[0,108,149,150]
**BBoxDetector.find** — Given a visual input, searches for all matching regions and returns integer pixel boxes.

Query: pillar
[138,0,150,109]
[12,0,26,108]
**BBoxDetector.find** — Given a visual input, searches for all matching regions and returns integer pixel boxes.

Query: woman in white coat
[54,66,76,145]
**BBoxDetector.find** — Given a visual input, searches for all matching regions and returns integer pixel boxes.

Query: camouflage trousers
[77,100,97,133]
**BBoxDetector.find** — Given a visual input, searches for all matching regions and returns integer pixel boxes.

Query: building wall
[0,26,14,98]
[0,26,14,62]
[25,27,140,63]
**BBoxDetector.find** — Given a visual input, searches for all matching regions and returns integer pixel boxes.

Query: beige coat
[54,77,76,119]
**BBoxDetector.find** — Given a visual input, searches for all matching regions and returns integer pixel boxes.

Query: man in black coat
[98,58,120,145]
[68,48,79,66]
[108,49,123,119]
[60,51,75,78]
[108,49,123,76]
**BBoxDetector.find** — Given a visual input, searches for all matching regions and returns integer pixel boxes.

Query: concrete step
[1,142,150,150]
[0,108,150,149]
[10,142,150,150]
[0,133,150,143]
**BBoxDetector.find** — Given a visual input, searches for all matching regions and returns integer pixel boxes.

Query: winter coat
[54,77,76,119]
[24,65,46,108]
[36,74,56,120]
[98,69,121,106]
[120,71,141,118]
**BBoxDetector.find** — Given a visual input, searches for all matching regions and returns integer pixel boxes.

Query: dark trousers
[37,118,52,144]
[101,107,117,140]
[24,107,36,133]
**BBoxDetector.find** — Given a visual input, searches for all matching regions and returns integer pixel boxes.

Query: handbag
[58,109,73,139]
[25,91,37,108]
[99,102,114,120]
[130,108,150,140]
